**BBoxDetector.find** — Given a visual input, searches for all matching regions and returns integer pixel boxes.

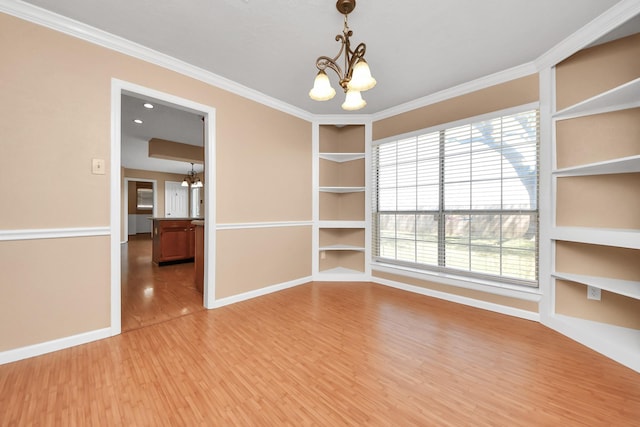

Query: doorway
[110,80,216,337]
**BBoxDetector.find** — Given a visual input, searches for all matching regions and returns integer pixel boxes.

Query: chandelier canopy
[309,0,376,111]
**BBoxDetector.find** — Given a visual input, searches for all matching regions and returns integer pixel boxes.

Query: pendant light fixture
[309,0,376,110]
[181,163,203,188]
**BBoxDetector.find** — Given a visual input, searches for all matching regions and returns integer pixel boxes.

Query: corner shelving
[550,42,640,373]
[314,123,369,281]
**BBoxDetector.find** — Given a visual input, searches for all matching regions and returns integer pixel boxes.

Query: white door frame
[122,178,158,242]
[110,79,217,336]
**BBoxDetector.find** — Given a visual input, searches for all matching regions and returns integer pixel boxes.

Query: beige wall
[555,33,640,111]
[373,271,538,312]
[0,236,110,351]
[555,108,640,169]
[0,13,311,352]
[216,226,312,298]
[373,74,539,141]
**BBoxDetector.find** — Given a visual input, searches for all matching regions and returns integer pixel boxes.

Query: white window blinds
[373,108,539,286]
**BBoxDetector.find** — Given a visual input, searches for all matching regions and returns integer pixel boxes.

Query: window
[136,187,153,210]
[373,108,539,286]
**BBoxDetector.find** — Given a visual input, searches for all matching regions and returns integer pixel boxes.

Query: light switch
[92,158,105,175]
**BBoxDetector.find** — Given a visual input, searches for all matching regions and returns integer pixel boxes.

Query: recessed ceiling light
[143,103,154,109]
[133,119,143,124]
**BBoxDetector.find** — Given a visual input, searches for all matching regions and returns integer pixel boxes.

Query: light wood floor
[121,234,204,332]
[2,282,639,425]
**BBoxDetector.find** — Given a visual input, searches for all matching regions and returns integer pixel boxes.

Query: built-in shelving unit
[549,39,640,373]
[314,123,370,281]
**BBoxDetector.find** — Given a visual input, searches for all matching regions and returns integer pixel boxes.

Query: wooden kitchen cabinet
[152,219,195,264]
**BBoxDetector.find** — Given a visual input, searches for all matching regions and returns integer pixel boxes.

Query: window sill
[371,261,542,302]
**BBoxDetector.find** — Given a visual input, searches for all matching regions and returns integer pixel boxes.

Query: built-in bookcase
[314,123,370,280]
[549,34,640,372]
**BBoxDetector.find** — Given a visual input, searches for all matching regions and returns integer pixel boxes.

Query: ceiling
[121,93,204,175]
[15,0,639,173]
[20,0,636,115]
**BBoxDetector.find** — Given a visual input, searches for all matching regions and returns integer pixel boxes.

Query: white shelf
[319,152,365,163]
[552,272,640,300]
[550,314,640,373]
[553,154,640,176]
[319,186,365,193]
[553,77,640,120]
[319,244,365,252]
[318,221,365,229]
[317,266,366,276]
[551,226,640,250]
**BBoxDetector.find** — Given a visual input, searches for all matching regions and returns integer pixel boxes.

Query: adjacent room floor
[121,234,204,332]
[2,281,639,425]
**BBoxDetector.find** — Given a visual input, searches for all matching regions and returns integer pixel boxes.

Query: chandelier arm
[315,56,343,81]
[344,42,367,82]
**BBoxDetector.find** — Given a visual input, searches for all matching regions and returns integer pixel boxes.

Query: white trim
[372,263,541,302]
[2,0,637,126]
[0,0,311,122]
[373,276,540,322]
[534,0,640,70]
[212,276,312,308]
[111,79,218,330]
[372,102,540,145]
[0,327,111,365]
[216,221,313,230]
[371,63,538,122]
[543,314,640,373]
[203,113,217,309]
[0,227,109,241]
[537,66,554,325]
[110,81,123,336]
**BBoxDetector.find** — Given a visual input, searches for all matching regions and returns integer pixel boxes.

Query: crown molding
[371,62,537,122]
[535,0,640,70]
[0,0,313,121]
[4,0,638,125]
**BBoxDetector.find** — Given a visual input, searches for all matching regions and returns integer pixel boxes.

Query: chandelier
[309,0,376,111]
[181,163,203,188]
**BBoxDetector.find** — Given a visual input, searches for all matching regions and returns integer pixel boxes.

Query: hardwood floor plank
[121,234,204,332]
[2,281,639,425]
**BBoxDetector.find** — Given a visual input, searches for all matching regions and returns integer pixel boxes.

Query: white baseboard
[0,327,112,365]
[542,314,640,373]
[212,276,312,308]
[373,277,540,322]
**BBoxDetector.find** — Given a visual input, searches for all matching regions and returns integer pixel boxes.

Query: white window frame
[372,103,540,288]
